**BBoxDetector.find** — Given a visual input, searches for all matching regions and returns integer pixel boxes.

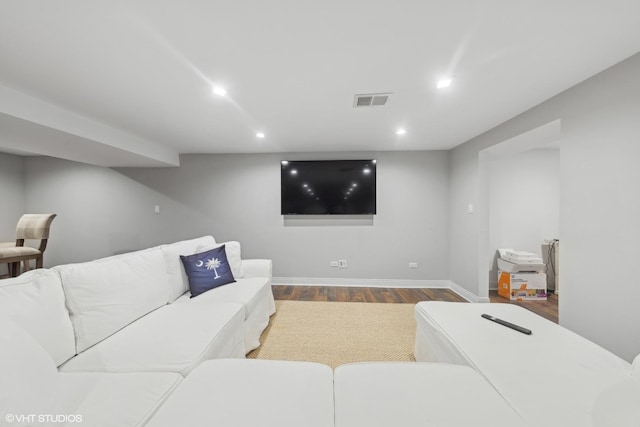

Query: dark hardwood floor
[272,285,559,323]
[489,290,559,323]
[272,285,467,304]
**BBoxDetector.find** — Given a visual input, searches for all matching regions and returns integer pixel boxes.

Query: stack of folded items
[497,249,545,273]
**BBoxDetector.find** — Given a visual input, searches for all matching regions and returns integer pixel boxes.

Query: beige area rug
[247,300,416,369]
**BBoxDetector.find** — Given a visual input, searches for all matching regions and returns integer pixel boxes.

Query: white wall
[488,148,560,286]
[22,158,174,266]
[449,52,640,361]
[0,152,24,240]
[559,68,640,363]
[23,151,450,282]
[0,152,24,276]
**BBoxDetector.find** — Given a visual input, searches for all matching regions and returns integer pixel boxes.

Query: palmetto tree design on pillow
[205,257,222,279]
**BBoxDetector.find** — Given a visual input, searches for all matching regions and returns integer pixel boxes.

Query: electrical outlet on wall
[330,261,339,267]
[338,260,347,268]
[409,262,418,269]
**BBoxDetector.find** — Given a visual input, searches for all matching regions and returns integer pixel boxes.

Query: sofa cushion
[59,303,246,377]
[161,235,217,302]
[52,372,182,427]
[55,247,169,352]
[0,269,76,366]
[0,316,58,417]
[239,259,272,279]
[181,245,236,298]
[174,277,271,320]
[146,359,334,427]
[174,276,275,353]
[334,362,526,427]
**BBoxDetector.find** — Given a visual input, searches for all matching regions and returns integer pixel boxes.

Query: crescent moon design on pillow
[195,260,204,267]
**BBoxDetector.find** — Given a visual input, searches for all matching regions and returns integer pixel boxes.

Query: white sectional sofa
[3,314,529,427]
[0,235,275,376]
[414,301,640,427]
[0,235,277,425]
[3,238,639,426]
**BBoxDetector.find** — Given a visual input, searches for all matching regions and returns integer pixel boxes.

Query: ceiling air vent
[353,93,392,108]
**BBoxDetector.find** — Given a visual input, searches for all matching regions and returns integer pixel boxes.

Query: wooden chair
[0,214,57,277]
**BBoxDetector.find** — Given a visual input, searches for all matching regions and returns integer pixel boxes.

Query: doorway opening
[478,120,561,319]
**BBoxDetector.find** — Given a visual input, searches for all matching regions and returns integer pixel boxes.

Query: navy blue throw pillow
[180,245,236,298]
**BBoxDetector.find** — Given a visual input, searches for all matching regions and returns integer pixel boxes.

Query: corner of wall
[448,280,490,303]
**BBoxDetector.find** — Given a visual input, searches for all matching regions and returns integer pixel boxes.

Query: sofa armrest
[239,259,272,279]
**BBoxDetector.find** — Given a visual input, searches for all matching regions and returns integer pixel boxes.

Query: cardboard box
[498,271,547,301]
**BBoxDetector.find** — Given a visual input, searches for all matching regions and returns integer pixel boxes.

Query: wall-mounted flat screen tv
[281,159,376,215]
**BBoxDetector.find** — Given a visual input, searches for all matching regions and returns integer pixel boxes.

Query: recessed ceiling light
[290,169,297,175]
[437,78,452,89]
[396,129,407,135]
[363,168,371,174]
[212,86,227,96]
[303,184,308,187]
[256,132,265,139]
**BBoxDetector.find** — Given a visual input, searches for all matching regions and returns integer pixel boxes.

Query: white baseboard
[272,277,451,289]
[272,277,490,303]
[449,281,491,303]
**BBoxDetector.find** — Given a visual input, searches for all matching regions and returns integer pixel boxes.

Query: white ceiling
[0,1,639,166]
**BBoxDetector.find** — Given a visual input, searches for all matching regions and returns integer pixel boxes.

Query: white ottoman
[334,362,526,427]
[146,359,334,427]
[414,301,633,427]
